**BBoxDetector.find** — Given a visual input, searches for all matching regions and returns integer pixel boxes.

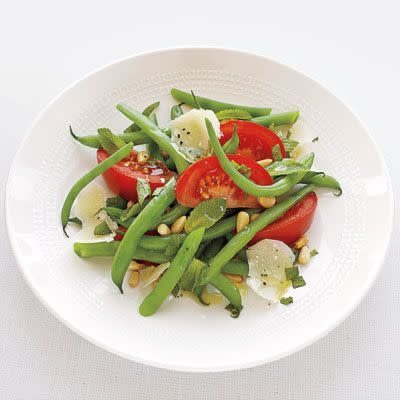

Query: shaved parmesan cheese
[169,108,220,161]
[141,262,170,287]
[246,239,294,302]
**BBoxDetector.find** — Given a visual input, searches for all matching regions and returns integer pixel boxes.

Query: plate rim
[5,46,394,372]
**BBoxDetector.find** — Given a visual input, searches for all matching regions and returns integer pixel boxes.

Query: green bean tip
[69,125,79,141]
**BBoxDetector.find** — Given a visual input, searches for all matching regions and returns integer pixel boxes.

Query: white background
[1,1,399,399]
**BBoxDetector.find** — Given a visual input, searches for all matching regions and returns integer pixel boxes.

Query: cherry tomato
[250,192,318,245]
[176,155,273,208]
[219,120,286,161]
[97,149,174,202]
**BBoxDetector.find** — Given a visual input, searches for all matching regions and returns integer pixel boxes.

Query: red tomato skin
[176,154,273,208]
[249,192,318,245]
[219,120,286,161]
[97,149,174,202]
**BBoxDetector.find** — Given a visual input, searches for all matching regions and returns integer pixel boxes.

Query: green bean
[61,143,133,235]
[170,104,184,120]
[251,111,300,127]
[301,172,342,194]
[203,184,316,282]
[112,178,176,292]
[171,88,271,117]
[208,273,242,309]
[158,204,191,226]
[206,118,313,197]
[221,261,249,277]
[116,103,189,174]
[73,241,170,263]
[139,227,206,316]
[201,237,225,263]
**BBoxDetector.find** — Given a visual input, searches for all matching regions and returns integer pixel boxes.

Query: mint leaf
[94,221,112,235]
[310,249,319,257]
[136,178,151,205]
[124,101,160,132]
[98,128,126,154]
[179,258,206,291]
[282,138,299,156]
[285,266,299,281]
[272,144,283,161]
[185,198,227,233]
[292,275,306,289]
[216,109,252,121]
[222,124,239,154]
[152,186,164,197]
[280,296,293,305]
[266,159,308,177]
[106,195,128,209]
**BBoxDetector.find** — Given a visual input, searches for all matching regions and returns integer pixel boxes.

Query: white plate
[5,48,393,372]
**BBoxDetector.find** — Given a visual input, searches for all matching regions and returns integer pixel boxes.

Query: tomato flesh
[97,149,174,202]
[176,155,273,208]
[219,120,286,161]
[250,192,318,245]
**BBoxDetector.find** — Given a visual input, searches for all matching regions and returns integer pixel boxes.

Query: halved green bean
[170,104,184,120]
[301,172,342,194]
[204,184,316,282]
[116,103,189,174]
[139,227,206,316]
[208,273,242,309]
[112,178,176,292]
[251,111,300,127]
[61,142,133,235]
[221,261,249,277]
[171,88,271,117]
[73,241,170,263]
[206,118,313,197]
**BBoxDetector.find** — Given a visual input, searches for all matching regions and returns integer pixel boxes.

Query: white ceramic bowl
[6,48,393,372]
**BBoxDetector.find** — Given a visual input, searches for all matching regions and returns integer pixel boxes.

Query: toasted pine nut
[237,211,250,232]
[128,261,145,271]
[258,196,276,208]
[223,273,244,284]
[171,216,187,234]
[250,213,261,222]
[137,150,150,163]
[293,236,309,250]
[157,223,171,236]
[298,246,311,265]
[152,280,159,288]
[129,271,140,287]
[257,158,273,167]
[127,200,135,208]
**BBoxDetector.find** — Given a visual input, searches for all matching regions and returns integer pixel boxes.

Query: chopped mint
[280,296,293,305]
[185,198,227,233]
[292,275,306,289]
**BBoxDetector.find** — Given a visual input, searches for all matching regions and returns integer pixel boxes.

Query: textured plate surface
[5,48,393,372]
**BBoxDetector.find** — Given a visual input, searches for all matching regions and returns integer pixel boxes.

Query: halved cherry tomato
[249,192,317,245]
[219,120,286,161]
[176,155,273,208]
[97,149,174,202]
[114,227,158,241]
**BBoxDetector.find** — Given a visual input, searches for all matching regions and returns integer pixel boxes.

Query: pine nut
[127,200,135,208]
[157,223,171,236]
[298,246,311,265]
[258,196,276,208]
[250,213,261,222]
[128,261,145,271]
[257,158,273,167]
[293,236,309,250]
[129,271,140,287]
[171,216,187,234]
[237,211,250,232]
[223,273,244,283]
[137,150,150,164]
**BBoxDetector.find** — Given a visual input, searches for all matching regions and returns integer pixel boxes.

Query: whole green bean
[139,227,206,316]
[171,88,271,117]
[61,142,133,235]
[251,111,300,127]
[203,184,316,282]
[73,241,170,263]
[116,103,189,174]
[221,261,249,277]
[208,273,242,309]
[301,172,342,194]
[158,204,191,226]
[206,118,313,197]
[112,178,176,292]
[201,237,225,263]
[170,104,184,120]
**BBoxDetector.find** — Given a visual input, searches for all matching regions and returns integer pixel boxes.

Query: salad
[63,88,341,317]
